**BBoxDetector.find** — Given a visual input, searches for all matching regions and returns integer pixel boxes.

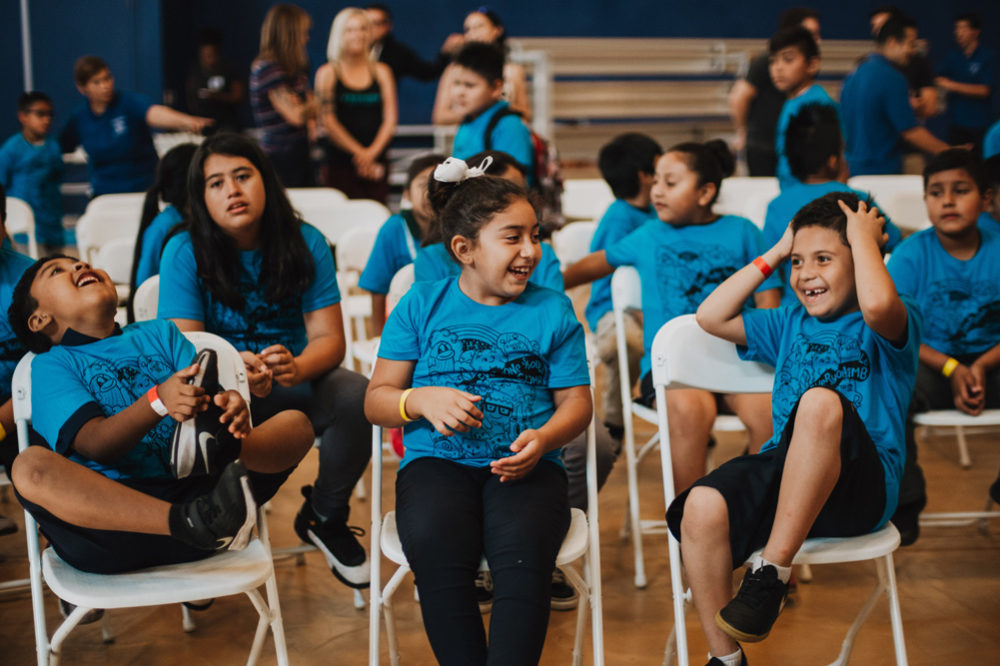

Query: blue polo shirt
[939,45,994,130]
[983,119,1000,159]
[775,84,837,189]
[59,91,157,195]
[453,100,534,184]
[841,54,918,176]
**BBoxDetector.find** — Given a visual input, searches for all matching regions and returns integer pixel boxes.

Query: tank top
[325,65,384,167]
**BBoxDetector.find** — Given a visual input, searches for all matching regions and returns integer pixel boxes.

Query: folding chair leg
[263,571,290,666]
[828,558,889,666]
[883,554,908,666]
[622,433,647,588]
[48,606,91,665]
[182,604,196,632]
[561,565,589,666]
[956,425,971,468]
[245,588,271,666]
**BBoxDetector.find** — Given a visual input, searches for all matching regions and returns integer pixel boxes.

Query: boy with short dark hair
[448,42,534,184]
[8,254,314,575]
[764,102,901,303]
[586,132,660,439]
[678,192,919,664]
[769,27,836,189]
[0,92,65,252]
[887,149,1000,543]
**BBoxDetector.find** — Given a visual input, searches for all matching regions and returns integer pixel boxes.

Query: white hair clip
[433,155,494,183]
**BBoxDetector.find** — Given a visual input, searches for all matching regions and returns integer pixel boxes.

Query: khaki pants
[594,310,643,427]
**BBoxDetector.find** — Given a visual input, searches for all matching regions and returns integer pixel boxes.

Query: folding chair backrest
[387,264,415,313]
[181,331,251,403]
[133,275,160,322]
[95,236,136,285]
[308,200,391,248]
[76,209,141,266]
[6,197,38,258]
[846,174,922,200]
[880,190,931,234]
[561,178,614,222]
[714,177,779,219]
[650,314,773,394]
[611,265,642,313]
[84,193,145,219]
[551,220,597,267]
[336,226,380,277]
[287,187,347,217]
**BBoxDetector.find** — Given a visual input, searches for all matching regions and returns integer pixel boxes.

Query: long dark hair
[186,132,315,310]
[128,143,197,321]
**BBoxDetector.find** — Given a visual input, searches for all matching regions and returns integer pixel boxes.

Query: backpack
[484,107,565,235]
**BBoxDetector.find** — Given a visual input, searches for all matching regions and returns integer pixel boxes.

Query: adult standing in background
[936,13,994,149]
[870,6,938,120]
[728,8,820,176]
[60,56,212,196]
[186,28,245,134]
[250,3,316,188]
[315,7,397,203]
[365,3,463,83]
[841,15,950,176]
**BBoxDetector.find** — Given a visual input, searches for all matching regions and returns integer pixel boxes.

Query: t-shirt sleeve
[604,225,645,268]
[737,306,792,366]
[135,211,172,287]
[162,319,198,369]
[534,243,564,291]
[377,288,422,361]
[883,74,919,134]
[873,295,922,357]
[300,225,341,311]
[545,296,590,389]
[157,236,207,322]
[885,239,919,298]
[359,218,402,295]
[491,116,534,175]
[254,61,289,95]
[30,352,103,455]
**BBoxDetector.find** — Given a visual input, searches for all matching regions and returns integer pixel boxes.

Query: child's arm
[370,292,388,336]
[840,199,908,345]
[489,385,592,482]
[71,364,210,464]
[697,226,793,345]
[562,250,615,290]
[364,358,483,434]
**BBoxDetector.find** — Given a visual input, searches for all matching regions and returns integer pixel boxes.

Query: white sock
[709,648,743,666]
[751,553,791,583]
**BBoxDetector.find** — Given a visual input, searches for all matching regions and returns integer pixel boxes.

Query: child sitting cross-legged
[8,254,314,581]
[675,192,919,665]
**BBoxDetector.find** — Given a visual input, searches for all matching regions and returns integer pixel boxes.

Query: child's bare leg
[665,389,716,493]
[681,486,741,657]
[12,447,170,534]
[238,409,314,473]
[726,392,774,454]
[761,387,842,566]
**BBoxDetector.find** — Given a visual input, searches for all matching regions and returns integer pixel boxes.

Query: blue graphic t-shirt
[888,227,1000,357]
[0,133,64,245]
[606,215,781,375]
[358,211,420,295]
[978,211,1000,235]
[775,84,837,189]
[584,199,655,331]
[739,299,921,527]
[453,100,534,184]
[134,204,183,288]
[413,240,564,291]
[763,181,902,304]
[0,247,35,400]
[31,319,195,480]
[157,223,340,354]
[378,278,589,469]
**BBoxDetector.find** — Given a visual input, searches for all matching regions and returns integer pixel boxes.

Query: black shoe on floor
[173,460,256,551]
[550,567,578,611]
[990,472,1000,506]
[59,598,104,625]
[706,649,747,666]
[891,496,927,547]
[170,349,240,479]
[475,570,493,613]
[294,486,370,589]
[715,565,788,643]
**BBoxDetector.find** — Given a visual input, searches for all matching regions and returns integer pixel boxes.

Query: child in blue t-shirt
[359,153,444,335]
[0,92,64,251]
[674,192,918,663]
[769,27,837,190]
[447,42,534,184]
[127,143,197,321]
[7,253,313,575]
[585,133,660,440]
[564,139,780,494]
[886,149,1000,543]
[765,102,902,304]
[158,133,373,589]
[365,160,591,663]
[980,154,1000,233]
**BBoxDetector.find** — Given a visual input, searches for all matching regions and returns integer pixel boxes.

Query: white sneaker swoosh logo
[198,432,215,472]
[215,535,233,549]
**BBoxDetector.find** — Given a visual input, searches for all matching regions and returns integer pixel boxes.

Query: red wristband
[147,385,169,417]
[753,256,773,279]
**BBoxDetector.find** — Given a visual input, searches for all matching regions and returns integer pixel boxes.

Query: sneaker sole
[304,527,371,589]
[478,600,492,614]
[714,611,770,643]
[228,470,257,552]
[550,596,579,611]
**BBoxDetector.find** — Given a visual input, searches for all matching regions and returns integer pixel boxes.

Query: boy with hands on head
[671,193,918,665]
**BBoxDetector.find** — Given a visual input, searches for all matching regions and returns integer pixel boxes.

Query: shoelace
[739,569,779,608]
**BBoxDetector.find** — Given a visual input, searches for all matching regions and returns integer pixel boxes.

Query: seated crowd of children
[1,15,999,666]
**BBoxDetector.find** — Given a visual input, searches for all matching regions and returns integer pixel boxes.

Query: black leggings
[395,457,569,666]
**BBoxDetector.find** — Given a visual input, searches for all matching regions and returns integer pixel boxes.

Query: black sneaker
[174,460,256,551]
[170,349,240,479]
[294,486,370,589]
[59,597,104,625]
[715,565,789,642]
[475,570,493,613]
[550,567,578,611]
[990,472,1000,506]
[891,496,926,547]
[705,649,747,666]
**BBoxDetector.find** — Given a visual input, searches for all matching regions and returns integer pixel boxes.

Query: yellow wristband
[399,388,415,423]
[0,421,6,443]
[941,357,960,378]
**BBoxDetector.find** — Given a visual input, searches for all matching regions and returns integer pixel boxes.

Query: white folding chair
[368,351,605,666]
[93,236,136,305]
[75,208,141,267]
[551,220,598,268]
[846,175,923,200]
[877,190,932,234]
[13,331,289,666]
[353,264,414,376]
[611,267,745,588]
[83,193,145,220]
[651,315,908,666]
[336,226,380,372]
[132,274,160,322]
[714,177,780,220]
[6,197,39,258]
[308,199,391,249]
[286,186,348,218]
[562,179,614,222]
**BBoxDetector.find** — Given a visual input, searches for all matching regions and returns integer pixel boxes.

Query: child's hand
[259,344,299,387]
[839,199,889,249]
[214,390,252,439]
[490,429,545,482]
[406,387,482,436]
[240,351,273,398]
[950,363,985,415]
[157,364,210,422]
